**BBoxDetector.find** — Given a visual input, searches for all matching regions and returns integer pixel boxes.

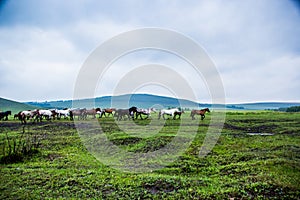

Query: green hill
[0,97,37,114]
[26,94,204,109]
[24,94,300,110]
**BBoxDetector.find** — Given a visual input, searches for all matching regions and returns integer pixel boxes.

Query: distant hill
[26,94,203,109]
[24,94,300,110]
[0,97,37,114]
[227,102,300,110]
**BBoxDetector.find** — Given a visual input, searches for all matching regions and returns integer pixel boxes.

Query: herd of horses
[0,107,210,124]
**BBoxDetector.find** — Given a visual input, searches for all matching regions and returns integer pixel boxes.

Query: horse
[38,109,55,121]
[114,107,137,120]
[135,108,156,120]
[85,108,101,118]
[14,113,19,120]
[190,108,210,120]
[0,111,11,120]
[99,108,116,118]
[174,110,185,119]
[19,110,40,124]
[55,108,72,120]
[158,108,180,120]
[70,108,87,120]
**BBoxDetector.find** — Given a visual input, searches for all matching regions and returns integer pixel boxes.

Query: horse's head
[129,106,138,113]
[51,110,57,115]
[206,108,210,112]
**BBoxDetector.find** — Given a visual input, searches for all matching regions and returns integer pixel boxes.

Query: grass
[0,111,299,199]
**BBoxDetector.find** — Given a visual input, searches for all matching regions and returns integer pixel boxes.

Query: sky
[0,0,300,103]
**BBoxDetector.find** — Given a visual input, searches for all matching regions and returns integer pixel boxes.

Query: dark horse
[0,111,11,120]
[174,110,185,119]
[114,107,137,120]
[190,108,210,120]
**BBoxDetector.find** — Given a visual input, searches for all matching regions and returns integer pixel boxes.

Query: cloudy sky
[0,0,299,103]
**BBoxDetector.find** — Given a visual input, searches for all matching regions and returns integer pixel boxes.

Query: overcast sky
[0,0,299,103]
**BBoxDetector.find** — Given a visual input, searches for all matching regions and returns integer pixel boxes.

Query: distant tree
[286,106,300,112]
[278,107,287,112]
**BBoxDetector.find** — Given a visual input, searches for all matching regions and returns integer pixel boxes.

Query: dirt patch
[223,122,278,133]
[111,137,142,145]
[142,180,178,194]
[223,123,245,131]
[46,153,63,161]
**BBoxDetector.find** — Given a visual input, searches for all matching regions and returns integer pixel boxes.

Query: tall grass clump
[0,127,44,164]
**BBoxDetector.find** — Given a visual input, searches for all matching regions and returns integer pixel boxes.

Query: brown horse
[18,110,40,124]
[14,113,19,120]
[190,108,210,120]
[100,108,116,118]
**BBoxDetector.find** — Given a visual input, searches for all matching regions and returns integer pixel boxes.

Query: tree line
[278,106,300,112]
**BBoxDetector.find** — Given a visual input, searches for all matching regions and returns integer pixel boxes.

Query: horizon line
[1,93,299,105]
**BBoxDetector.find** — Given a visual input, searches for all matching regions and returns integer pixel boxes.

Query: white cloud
[0,0,299,103]
[0,26,82,101]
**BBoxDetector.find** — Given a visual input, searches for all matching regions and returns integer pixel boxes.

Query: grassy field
[0,111,299,199]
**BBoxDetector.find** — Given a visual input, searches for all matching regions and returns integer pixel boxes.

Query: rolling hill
[24,94,300,110]
[26,94,204,109]
[0,97,37,114]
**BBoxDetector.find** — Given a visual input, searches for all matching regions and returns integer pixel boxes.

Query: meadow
[0,111,299,199]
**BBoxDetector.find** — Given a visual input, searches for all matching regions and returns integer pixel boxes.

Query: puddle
[247,133,274,136]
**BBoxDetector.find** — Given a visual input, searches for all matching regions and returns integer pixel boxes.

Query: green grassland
[0,111,299,199]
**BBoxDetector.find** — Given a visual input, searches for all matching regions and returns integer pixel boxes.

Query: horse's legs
[100,112,104,118]
[177,114,181,119]
[201,114,205,120]
[191,113,195,120]
[138,113,143,120]
[117,113,122,121]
